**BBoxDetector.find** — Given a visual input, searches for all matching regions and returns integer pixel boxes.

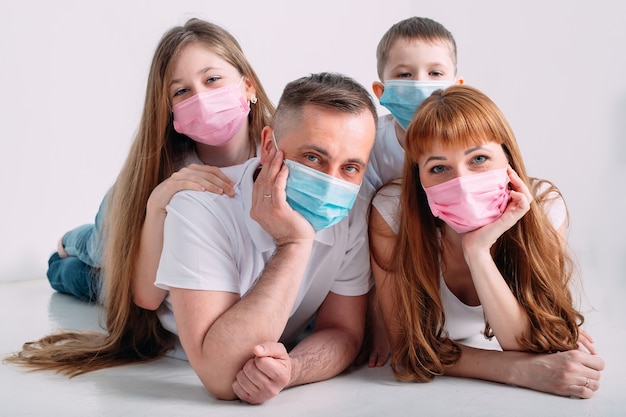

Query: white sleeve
[371,183,402,234]
[155,191,239,294]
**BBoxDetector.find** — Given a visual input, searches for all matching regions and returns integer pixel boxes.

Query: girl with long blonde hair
[369,84,599,394]
[7,18,274,374]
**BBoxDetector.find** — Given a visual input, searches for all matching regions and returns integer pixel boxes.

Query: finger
[254,356,289,382]
[271,163,289,203]
[368,352,386,368]
[579,351,606,372]
[579,329,595,343]
[233,364,262,400]
[232,380,250,402]
[577,336,597,355]
[177,172,236,196]
[253,342,288,359]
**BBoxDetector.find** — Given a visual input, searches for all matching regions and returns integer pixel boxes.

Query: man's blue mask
[379,80,453,130]
[272,133,360,231]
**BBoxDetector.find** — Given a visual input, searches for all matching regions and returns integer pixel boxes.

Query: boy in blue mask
[365,16,463,190]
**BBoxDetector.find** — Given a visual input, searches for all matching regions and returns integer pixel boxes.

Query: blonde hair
[376,16,457,80]
[5,18,274,375]
[373,85,582,382]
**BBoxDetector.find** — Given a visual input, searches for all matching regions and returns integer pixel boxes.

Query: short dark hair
[272,72,378,135]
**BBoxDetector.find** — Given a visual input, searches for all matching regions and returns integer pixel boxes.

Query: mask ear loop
[272,131,280,152]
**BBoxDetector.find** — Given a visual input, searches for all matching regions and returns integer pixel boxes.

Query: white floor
[1,278,624,417]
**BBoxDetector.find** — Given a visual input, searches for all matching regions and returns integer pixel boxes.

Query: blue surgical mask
[379,80,454,129]
[272,133,360,231]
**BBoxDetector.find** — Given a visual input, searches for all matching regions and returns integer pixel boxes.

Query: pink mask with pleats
[424,168,511,234]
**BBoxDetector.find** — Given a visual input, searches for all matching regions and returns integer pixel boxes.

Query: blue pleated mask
[272,133,360,231]
[379,80,453,129]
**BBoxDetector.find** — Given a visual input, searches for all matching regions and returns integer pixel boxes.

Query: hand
[232,342,292,404]
[462,166,533,252]
[516,349,605,398]
[57,238,68,258]
[147,163,236,214]
[355,296,391,368]
[250,147,315,245]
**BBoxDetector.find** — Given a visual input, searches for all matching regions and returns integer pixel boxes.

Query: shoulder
[372,181,401,210]
[371,181,402,233]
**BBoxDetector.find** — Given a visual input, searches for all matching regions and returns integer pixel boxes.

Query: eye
[305,154,320,163]
[471,155,488,165]
[430,165,446,174]
[397,72,412,79]
[429,70,444,77]
[173,87,189,97]
[205,75,220,84]
[343,165,360,174]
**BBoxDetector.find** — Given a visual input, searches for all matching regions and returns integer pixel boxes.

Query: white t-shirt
[365,114,405,191]
[371,180,567,341]
[156,157,374,350]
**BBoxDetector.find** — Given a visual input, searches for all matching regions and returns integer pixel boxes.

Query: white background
[1,0,625,314]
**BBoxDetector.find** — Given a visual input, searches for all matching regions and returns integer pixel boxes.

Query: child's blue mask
[272,133,360,231]
[379,80,453,129]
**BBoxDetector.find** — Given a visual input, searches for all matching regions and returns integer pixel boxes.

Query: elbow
[191,358,238,401]
[132,292,162,311]
[206,383,238,401]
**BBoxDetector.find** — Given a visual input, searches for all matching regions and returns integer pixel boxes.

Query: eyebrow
[301,145,367,168]
[464,145,488,155]
[168,66,214,88]
[423,146,489,164]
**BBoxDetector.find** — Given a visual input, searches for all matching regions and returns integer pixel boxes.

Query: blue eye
[206,76,220,84]
[472,155,488,164]
[173,88,188,97]
[431,165,446,174]
[305,154,319,163]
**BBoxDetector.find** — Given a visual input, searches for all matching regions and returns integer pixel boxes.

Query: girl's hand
[147,164,235,214]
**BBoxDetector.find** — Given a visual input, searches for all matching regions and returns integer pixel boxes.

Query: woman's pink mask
[424,168,511,234]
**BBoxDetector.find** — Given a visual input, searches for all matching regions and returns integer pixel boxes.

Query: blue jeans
[46,193,108,303]
[47,252,101,302]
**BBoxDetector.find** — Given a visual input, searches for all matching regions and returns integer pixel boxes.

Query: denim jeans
[46,193,108,303]
[47,252,101,302]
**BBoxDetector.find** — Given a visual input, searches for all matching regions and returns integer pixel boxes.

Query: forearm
[466,251,529,349]
[447,344,605,398]
[445,344,520,385]
[132,210,168,309]
[192,241,314,398]
[288,326,362,388]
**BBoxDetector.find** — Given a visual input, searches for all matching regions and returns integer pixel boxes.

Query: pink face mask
[172,80,250,146]
[423,168,511,234]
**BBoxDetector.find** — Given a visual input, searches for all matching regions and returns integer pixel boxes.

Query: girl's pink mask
[172,81,249,146]
[424,168,511,234]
